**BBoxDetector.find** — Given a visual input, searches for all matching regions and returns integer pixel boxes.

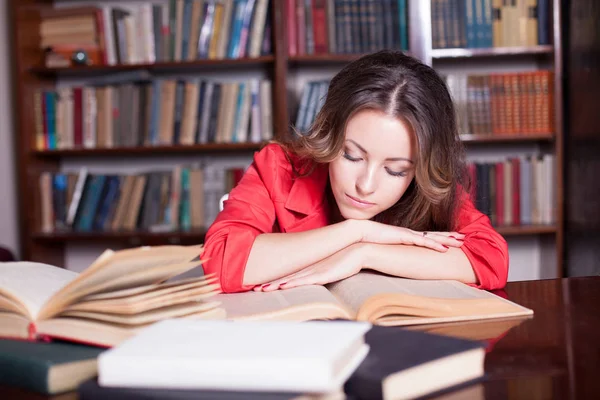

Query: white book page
[214,285,351,320]
[0,262,78,320]
[326,271,524,316]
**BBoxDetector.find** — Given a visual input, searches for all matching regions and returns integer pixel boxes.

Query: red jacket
[203,144,509,293]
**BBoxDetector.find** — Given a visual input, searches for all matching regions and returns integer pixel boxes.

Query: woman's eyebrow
[346,139,413,163]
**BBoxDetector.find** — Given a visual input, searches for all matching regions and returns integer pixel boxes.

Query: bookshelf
[9,0,564,278]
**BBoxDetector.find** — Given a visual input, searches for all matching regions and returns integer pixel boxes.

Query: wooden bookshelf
[496,225,558,236]
[30,224,554,245]
[431,45,554,59]
[459,134,555,144]
[9,0,565,276]
[29,55,276,77]
[31,230,207,246]
[289,53,376,63]
[32,143,265,157]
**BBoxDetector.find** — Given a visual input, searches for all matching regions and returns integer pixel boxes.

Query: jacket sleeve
[201,146,280,293]
[456,191,509,290]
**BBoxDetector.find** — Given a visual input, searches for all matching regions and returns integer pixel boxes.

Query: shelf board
[31,230,207,245]
[32,142,264,157]
[432,45,554,59]
[289,53,376,63]
[32,225,556,244]
[496,225,557,236]
[460,133,555,143]
[29,56,275,77]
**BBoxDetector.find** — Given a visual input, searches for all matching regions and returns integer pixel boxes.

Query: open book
[0,245,224,347]
[216,271,533,329]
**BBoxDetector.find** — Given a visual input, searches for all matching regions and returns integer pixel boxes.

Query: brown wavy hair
[277,50,469,232]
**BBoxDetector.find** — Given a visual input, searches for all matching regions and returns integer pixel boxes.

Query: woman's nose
[355,168,377,196]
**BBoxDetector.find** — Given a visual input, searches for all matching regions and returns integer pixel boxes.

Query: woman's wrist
[341,218,367,245]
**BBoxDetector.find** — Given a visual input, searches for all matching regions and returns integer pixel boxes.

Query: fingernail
[279,282,287,288]
[261,284,270,289]
[442,245,449,249]
[450,236,463,241]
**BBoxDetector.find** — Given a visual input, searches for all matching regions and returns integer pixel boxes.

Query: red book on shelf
[495,161,504,227]
[295,0,306,55]
[312,0,329,54]
[511,158,520,225]
[287,0,298,56]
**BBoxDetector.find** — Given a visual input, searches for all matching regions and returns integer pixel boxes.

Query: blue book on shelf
[538,0,549,45]
[74,175,106,232]
[228,0,247,58]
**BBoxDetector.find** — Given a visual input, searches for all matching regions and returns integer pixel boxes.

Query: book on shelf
[40,0,272,68]
[39,163,248,235]
[444,71,555,137]
[33,77,273,151]
[287,0,409,56]
[467,154,556,227]
[215,270,533,326]
[0,245,224,347]
[431,0,551,49]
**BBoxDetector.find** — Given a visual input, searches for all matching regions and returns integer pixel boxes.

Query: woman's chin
[339,207,376,221]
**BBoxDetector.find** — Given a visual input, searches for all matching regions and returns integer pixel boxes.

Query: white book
[98,319,371,393]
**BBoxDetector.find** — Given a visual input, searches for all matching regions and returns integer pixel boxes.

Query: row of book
[432,0,551,49]
[295,80,329,133]
[286,0,409,56]
[42,0,272,67]
[39,165,246,235]
[445,70,554,136]
[33,78,273,150]
[467,154,555,227]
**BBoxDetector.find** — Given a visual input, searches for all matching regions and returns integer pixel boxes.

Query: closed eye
[385,168,408,177]
[343,152,362,162]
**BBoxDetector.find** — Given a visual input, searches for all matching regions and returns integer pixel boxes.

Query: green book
[0,339,105,394]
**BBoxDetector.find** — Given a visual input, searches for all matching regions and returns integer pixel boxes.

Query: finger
[424,231,466,239]
[423,232,464,247]
[257,267,316,291]
[280,272,322,289]
[405,233,449,252]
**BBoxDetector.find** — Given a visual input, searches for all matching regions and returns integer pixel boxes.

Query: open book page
[60,300,222,325]
[39,245,204,320]
[83,275,215,301]
[36,307,227,347]
[64,283,218,315]
[215,285,354,321]
[0,262,78,320]
[0,312,33,339]
[326,271,532,325]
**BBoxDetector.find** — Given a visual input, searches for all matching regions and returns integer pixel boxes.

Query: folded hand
[253,243,366,292]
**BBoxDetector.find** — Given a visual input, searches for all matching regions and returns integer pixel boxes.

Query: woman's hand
[253,243,366,292]
[356,219,464,251]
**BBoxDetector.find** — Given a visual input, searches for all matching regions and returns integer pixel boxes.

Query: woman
[202,50,508,293]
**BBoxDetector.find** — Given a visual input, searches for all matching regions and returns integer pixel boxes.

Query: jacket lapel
[282,164,330,232]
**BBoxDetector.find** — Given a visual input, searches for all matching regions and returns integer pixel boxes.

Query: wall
[0,0,19,259]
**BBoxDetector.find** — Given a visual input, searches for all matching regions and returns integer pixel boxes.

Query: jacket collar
[284,163,329,216]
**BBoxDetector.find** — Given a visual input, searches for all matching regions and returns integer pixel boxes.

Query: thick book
[0,245,224,347]
[97,319,371,393]
[216,271,533,327]
[344,325,485,399]
[0,339,105,395]
[81,324,486,400]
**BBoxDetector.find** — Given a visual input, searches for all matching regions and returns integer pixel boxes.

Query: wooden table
[2,276,599,399]
[432,276,600,400]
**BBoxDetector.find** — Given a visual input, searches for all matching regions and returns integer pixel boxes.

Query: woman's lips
[346,193,376,209]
